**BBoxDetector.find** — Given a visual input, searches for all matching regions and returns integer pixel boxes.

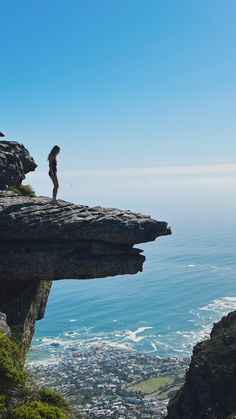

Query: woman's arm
[49,156,53,169]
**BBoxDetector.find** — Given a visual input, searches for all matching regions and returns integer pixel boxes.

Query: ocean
[27,164,236,362]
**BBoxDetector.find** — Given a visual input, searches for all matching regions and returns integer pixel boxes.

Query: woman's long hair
[48,145,60,160]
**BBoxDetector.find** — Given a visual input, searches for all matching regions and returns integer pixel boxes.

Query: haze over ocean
[27,164,236,362]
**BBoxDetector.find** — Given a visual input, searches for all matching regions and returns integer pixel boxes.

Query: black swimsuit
[49,158,57,177]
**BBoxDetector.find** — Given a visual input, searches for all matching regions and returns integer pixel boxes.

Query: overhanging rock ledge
[0,192,171,282]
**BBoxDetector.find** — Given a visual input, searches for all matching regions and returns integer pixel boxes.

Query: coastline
[27,342,188,418]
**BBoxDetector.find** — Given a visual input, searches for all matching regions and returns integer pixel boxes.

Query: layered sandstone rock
[0,192,171,281]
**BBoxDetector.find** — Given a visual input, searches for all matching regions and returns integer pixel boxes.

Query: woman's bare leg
[50,174,59,201]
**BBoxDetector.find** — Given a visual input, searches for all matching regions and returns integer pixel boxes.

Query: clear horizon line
[26,162,236,179]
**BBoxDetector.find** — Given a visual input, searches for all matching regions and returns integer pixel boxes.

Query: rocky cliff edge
[167,311,236,419]
[0,192,171,281]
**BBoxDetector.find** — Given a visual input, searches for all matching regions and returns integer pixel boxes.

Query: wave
[28,296,236,366]
[125,327,153,342]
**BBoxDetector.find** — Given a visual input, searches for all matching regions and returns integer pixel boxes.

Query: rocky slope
[167,311,236,419]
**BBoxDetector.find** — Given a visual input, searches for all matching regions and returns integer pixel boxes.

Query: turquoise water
[28,165,236,361]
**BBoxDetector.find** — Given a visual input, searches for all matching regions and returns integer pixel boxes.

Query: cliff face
[167,311,236,419]
[0,281,51,352]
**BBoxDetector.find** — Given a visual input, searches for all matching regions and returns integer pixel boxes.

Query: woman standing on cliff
[48,145,60,203]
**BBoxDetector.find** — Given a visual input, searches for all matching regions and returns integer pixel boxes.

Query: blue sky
[0,0,235,170]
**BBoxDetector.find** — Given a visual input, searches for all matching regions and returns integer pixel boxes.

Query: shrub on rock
[11,401,69,419]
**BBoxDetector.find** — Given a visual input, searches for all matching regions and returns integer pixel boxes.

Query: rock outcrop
[0,192,171,282]
[166,311,236,419]
[0,141,37,189]
[0,281,51,351]
[0,140,171,352]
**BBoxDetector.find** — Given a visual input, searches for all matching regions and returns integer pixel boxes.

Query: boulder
[0,141,37,189]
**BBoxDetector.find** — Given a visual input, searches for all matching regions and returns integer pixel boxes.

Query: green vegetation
[130,372,185,402]
[0,332,71,418]
[0,394,6,411]
[39,388,70,412]
[131,374,175,394]
[0,331,25,387]
[11,401,70,419]
[7,184,36,197]
[155,384,182,400]
[197,328,236,384]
